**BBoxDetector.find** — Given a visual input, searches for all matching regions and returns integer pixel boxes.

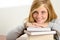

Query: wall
[0,0,60,34]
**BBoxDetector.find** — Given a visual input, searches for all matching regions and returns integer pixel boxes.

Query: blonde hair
[26,0,57,23]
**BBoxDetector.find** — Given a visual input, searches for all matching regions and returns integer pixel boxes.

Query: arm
[6,24,25,40]
[51,19,60,40]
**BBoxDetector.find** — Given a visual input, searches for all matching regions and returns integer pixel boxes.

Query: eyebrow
[33,11,38,14]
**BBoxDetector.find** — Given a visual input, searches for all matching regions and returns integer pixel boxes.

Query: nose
[37,13,42,18]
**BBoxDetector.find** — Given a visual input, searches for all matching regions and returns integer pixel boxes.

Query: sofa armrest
[0,35,6,40]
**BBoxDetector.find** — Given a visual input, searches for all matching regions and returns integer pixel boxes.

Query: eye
[33,11,38,14]
[41,11,46,14]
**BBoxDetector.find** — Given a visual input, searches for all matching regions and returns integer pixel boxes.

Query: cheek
[33,14,37,18]
[43,13,48,19]
[46,13,48,18]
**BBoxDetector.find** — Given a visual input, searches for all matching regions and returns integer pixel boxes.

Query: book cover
[24,30,56,35]
[27,27,51,32]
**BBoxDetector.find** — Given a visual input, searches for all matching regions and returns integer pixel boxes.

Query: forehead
[34,5,47,12]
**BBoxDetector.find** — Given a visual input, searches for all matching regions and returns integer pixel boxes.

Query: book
[24,30,56,40]
[27,27,51,32]
[25,27,56,40]
[24,30,56,35]
[27,34,54,40]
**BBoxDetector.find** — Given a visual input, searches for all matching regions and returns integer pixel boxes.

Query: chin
[37,22,44,24]
[36,20,46,24]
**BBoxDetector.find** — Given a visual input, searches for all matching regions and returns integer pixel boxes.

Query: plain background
[0,0,60,35]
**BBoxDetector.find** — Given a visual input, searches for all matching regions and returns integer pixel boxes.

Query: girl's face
[33,6,48,24]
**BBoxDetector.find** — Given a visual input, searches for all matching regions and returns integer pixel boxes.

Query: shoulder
[54,18,60,25]
[49,18,60,28]
[48,18,60,28]
[50,18,60,26]
[51,18,60,23]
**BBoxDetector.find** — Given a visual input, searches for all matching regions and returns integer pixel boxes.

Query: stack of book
[24,27,56,40]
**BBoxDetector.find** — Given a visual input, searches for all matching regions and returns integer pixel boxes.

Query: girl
[6,0,60,40]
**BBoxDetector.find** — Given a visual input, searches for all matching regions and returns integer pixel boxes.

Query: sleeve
[51,19,60,40]
[6,24,25,40]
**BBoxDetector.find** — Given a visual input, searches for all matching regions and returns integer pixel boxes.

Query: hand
[26,22,41,28]
[26,22,48,28]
